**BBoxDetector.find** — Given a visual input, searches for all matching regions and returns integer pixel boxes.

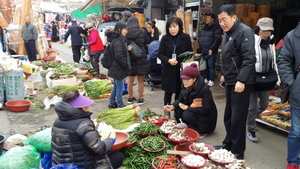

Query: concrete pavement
[0,42,289,169]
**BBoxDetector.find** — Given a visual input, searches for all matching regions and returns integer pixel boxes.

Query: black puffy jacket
[173,75,217,134]
[106,30,130,79]
[51,102,113,169]
[126,29,150,75]
[221,19,256,85]
[198,22,222,54]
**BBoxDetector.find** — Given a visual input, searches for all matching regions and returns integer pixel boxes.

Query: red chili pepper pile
[153,155,179,169]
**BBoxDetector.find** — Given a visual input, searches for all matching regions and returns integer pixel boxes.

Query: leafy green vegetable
[56,66,74,75]
[143,108,162,119]
[42,61,61,69]
[96,104,142,129]
[83,79,112,99]
[32,60,43,65]
[44,84,78,99]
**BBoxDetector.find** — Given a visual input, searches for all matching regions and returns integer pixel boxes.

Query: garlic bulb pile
[209,149,236,163]
[182,154,206,167]
[192,142,210,153]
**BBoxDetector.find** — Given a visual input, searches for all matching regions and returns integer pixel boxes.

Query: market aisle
[52,41,288,169]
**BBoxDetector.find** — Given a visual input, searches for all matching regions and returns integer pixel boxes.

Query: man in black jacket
[197,13,222,87]
[64,19,83,63]
[214,4,256,160]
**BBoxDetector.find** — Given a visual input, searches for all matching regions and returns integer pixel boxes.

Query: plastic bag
[0,145,41,169]
[41,152,52,169]
[83,49,90,62]
[23,127,52,153]
[50,164,83,169]
[27,72,43,82]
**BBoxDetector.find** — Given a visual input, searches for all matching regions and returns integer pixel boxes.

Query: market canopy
[40,2,68,13]
[72,3,102,23]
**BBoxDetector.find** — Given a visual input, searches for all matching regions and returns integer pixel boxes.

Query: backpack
[101,43,114,69]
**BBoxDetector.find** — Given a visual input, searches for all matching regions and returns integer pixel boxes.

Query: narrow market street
[0,42,288,169]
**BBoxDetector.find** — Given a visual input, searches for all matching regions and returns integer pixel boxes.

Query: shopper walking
[83,23,105,73]
[64,19,82,63]
[21,15,38,61]
[277,22,300,169]
[158,16,193,118]
[247,17,280,143]
[126,16,150,105]
[213,4,256,160]
[106,22,131,108]
[198,13,222,87]
[51,21,59,42]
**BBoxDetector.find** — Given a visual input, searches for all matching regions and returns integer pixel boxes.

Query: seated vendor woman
[164,63,217,137]
[51,90,124,169]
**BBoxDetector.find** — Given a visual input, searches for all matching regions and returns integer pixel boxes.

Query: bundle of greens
[42,61,61,69]
[143,108,162,119]
[133,121,159,134]
[96,104,142,130]
[56,66,74,75]
[44,84,78,99]
[83,79,112,99]
[120,133,173,169]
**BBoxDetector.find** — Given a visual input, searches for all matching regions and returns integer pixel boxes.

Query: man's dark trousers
[72,45,82,63]
[24,40,37,61]
[223,84,253,156]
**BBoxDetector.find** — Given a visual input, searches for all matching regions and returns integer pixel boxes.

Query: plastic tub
[5,100,32,112]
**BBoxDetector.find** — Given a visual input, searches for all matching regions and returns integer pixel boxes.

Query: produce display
[87,69,106,78]
[96,104,142,129]
[31,60,43,66]
[191,142,210,153]
[181,154,206,167]
[146,116,161,123]
[140,136,165,152]
[56,65,74,75]
[44,84,78,99]
[225,160,252,169]
[168,128,187,141]
[42,61,61,69]
[120,133,174,169]
[134,121,159,134]
[209,149,236,164]
[160,120,177,134]
[152,155,180,169]
[127,132,138,143]
[143,108,162,118]
[83,79,112,99]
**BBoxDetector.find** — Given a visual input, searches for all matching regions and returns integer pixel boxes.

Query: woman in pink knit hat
[164,63,218,137]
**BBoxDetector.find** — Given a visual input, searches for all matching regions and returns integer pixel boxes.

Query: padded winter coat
[126,29,150,75]
[51,102,113,169]
[173,75,218,134]
[64,23,83,46]
[106,30,130,79]
[198,22,222,54]
[220,19,256,85]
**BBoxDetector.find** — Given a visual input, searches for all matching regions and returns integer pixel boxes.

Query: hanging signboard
[185,0,199,7]
[199,8,213,30]
[203,0,213,8]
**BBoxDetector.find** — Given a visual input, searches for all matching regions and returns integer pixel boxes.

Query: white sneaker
[204,78,208,84]
[207,80,214,87]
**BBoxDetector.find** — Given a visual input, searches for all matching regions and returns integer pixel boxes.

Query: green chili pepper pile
[120,133,174,169]
[134,121,159,134]
[141,136,164,151]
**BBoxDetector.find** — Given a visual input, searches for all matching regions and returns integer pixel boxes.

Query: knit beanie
[181,63,199,80]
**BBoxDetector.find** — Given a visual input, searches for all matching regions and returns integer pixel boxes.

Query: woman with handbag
[246,17,280,143]
[126,16,150,105]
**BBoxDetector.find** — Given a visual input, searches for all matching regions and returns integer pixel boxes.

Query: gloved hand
[109,138,116,144]
[82,43,88,46]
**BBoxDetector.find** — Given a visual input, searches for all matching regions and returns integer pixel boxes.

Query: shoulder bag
[254,69,278,91]
[130,41,143,58]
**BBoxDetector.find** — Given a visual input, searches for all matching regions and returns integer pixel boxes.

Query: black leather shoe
[213,144,231,151]
[233,153,244,159]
